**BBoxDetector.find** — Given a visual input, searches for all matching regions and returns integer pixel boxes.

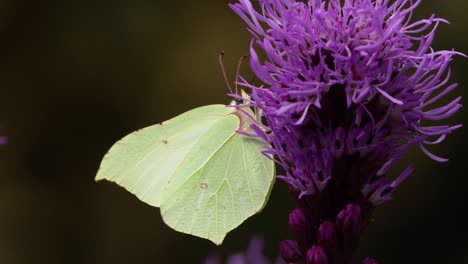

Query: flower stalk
[229,0,463,263]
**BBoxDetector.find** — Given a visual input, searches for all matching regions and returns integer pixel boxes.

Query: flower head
[230,0,463,262]
[231,0,461,203]
[231,0,462,198]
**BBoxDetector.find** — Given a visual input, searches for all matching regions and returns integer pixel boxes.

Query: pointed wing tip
[202,237,224,246]
[160,214,227,245]
[94,169,109,182]
[94,176,163,208]
[211,235,226,246]
[94,176,105,182]
[213,240,223,246]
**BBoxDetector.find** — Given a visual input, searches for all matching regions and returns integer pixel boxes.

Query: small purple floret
[336,204,361,236]
[203,237,282,264]
[307,246,328,264]
[317,221,336,253]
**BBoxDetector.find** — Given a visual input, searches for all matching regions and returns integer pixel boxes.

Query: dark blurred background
[0,0,466,263]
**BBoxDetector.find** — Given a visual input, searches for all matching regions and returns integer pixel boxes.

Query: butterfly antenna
[235,55,248,95]
[218,51,234,94]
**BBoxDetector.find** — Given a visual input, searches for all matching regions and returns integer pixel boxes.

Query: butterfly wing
[95,104,235,207]
[96,104,275,244]
[160,129,274,245]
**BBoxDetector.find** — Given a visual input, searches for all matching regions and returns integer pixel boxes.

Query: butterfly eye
[229,98,245,107]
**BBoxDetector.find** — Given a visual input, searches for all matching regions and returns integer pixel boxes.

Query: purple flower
[230,0,463,263]
[0,136,6,146]
[203,236,285,264]
[0,128,6,146]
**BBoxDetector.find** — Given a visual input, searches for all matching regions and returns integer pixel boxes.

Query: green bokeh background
[0,0,466,263]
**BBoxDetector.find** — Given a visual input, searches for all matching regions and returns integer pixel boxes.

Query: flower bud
[317,221,336,252]
[336,204,361,235]
[289,208,307,240]
[307,245,328,264]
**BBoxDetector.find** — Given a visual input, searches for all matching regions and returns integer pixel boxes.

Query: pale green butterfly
[95,54,275,245]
